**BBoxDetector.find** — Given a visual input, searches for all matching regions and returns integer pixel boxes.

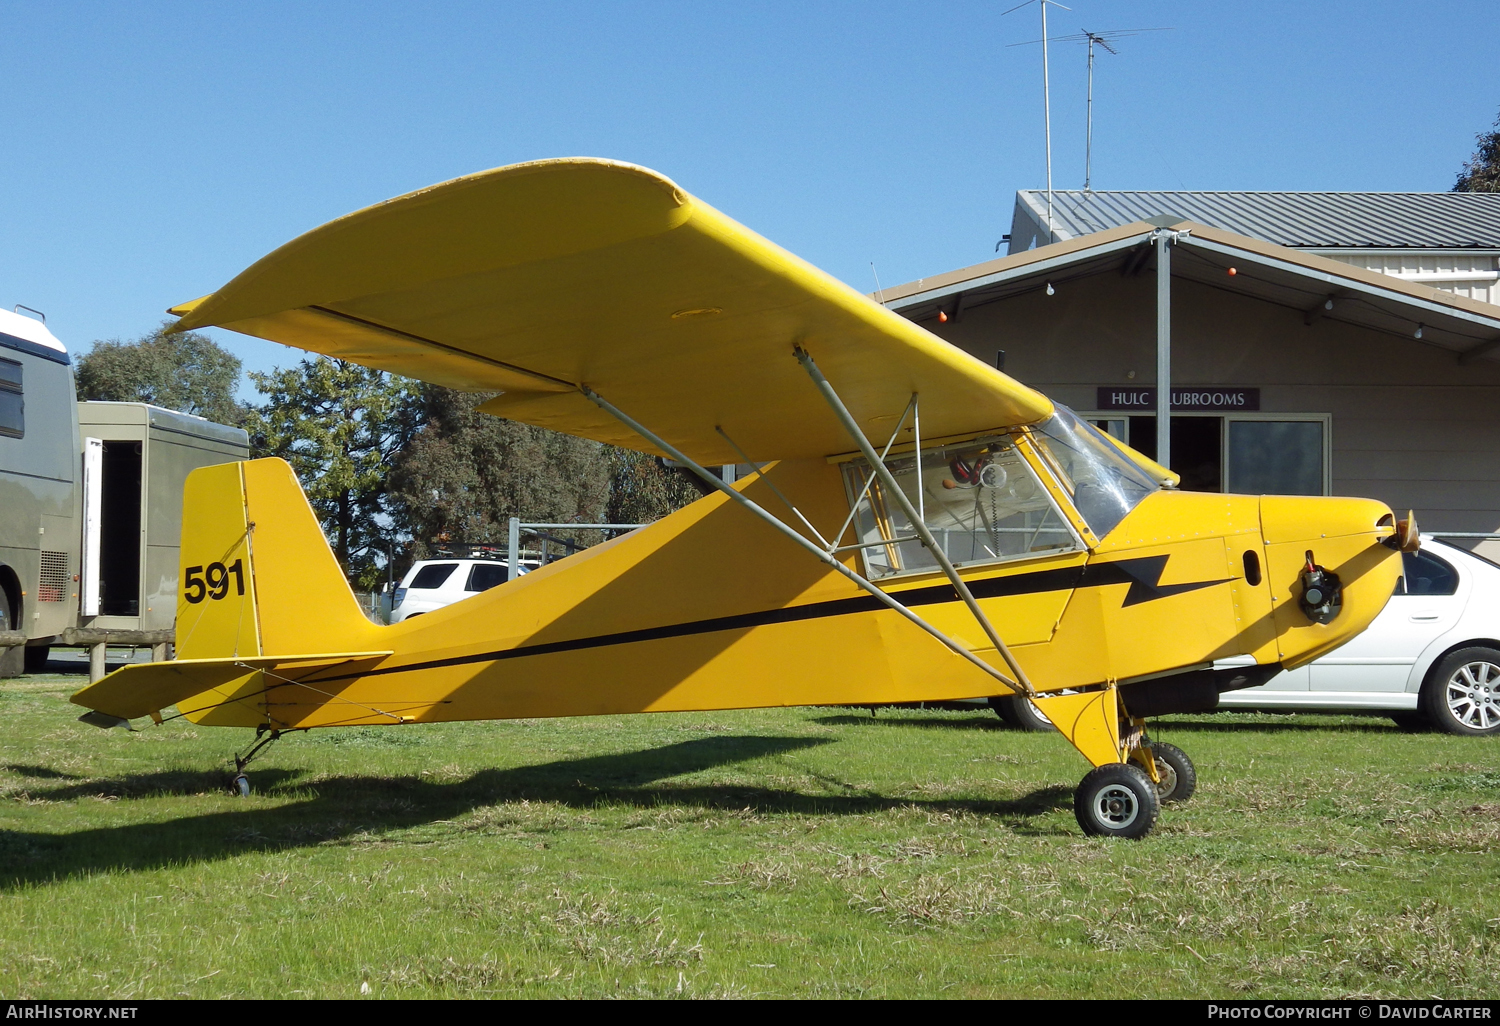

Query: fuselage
[173,433,1401,729]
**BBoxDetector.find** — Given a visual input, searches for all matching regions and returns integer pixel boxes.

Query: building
[1006,189,1500,306]
[881,195,1500,559]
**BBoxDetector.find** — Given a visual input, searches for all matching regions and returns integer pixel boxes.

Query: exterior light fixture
[1414,324,1424,340]
[1045,282,1055,296]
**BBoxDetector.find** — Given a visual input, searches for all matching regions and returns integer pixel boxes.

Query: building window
[1226,420,1324,496]
[1086,412,1329,496]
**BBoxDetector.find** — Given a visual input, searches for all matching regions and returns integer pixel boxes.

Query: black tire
[1390,712,1430,732]
[1147,741,1196,804]
[0,588,21,679]
[23,645,50,674]
[1074,763,1160,839]
[1422,646,1500,736]
[988,695,1056,732]
[232,773,251,797]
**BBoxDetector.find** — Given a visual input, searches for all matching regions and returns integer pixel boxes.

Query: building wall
[920,269,1500,558]
[1317,251,1500,307]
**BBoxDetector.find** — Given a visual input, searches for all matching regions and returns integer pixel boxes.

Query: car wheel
[1074,763,1159,839]
[22,645,49,674]
[988,694,1056,732]
[1147,740,1196,804]
[1422,647,1500,736]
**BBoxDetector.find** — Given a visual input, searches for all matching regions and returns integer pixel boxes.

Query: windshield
[1031,405,1159,541]
[842,434,1081,580]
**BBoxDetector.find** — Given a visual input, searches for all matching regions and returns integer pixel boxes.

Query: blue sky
[1,0,1496,395]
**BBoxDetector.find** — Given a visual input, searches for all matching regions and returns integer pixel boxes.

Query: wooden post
[89,643,106,683]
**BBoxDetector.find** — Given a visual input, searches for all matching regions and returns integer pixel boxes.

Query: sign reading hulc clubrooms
[1096,387,1261,412]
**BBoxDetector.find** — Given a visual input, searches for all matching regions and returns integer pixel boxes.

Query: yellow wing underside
[171,158,1052,463]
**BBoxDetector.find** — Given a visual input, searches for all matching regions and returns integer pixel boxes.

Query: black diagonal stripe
[300,555,1228,685]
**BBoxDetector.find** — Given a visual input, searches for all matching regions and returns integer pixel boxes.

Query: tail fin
[176,457,376,659]
[72,458,386,726]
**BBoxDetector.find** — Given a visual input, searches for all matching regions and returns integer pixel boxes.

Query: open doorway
[99,440,142,616]
[1127,416,1222,492]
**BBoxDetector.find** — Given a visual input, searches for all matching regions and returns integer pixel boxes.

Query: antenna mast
[1081,30,1118,191]
[1004,0,1071,243]
[1008,26,1170,198]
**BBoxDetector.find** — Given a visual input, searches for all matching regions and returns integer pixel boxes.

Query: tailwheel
[1075,763,1160,839]
[230,726,283,797]
[1146,741,1196,804]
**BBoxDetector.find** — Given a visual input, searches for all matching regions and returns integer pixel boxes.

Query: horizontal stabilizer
[69,652,393,722]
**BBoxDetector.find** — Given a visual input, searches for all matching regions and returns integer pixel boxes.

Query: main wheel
[232,773,251,797]
[989,695,1056,732]
[1147,741,1196,804]
[1074,763,1160,839]
[1423,647,1500,736]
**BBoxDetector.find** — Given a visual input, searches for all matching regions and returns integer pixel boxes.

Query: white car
[1216,538,1500,735]
[389,558,532,623]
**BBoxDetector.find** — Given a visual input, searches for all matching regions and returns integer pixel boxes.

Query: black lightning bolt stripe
[298,556,1232,685]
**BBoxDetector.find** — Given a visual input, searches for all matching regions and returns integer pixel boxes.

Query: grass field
[1,672,1498,1000]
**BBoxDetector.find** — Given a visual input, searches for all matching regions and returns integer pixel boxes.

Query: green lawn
[1,673,1497,999]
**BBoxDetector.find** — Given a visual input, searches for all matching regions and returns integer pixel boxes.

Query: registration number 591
[183,559,246,604]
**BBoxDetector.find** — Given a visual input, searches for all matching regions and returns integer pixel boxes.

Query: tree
[390,387,611,559]
[75,320,246,425]
[604,448,708,526]
[1454,108,1500,193]
[389,386,703,562]
[247,358,421,589]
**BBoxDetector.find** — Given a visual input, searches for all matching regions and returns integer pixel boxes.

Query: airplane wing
[70,652,393,723]
[170,158,1052,464]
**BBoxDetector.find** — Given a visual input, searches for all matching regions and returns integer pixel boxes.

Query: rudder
[175,458,377,660]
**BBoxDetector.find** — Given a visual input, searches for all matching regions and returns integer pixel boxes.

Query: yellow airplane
[71,159,1417,838]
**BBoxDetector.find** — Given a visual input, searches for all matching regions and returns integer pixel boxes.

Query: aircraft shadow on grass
[0,734,1072,889]
[811,713,1006,731]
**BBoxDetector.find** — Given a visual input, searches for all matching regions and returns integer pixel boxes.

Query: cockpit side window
[841,433,1082,580]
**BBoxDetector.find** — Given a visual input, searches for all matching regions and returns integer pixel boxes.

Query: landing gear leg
[1033,686,1164,839]
[231,726,283,797]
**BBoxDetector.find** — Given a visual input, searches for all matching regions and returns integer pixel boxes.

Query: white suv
[388,558,532,623]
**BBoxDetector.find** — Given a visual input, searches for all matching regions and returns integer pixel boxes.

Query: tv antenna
[1002,0,1071,244]
[1010,28,1171,191]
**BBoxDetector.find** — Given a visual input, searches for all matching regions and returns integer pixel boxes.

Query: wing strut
[794,347,1038,699]
[580,385,1025,695]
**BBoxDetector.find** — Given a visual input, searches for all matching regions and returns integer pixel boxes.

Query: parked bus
[0,306,248,676]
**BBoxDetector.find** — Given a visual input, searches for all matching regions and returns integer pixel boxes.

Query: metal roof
[1013,190,1500,250]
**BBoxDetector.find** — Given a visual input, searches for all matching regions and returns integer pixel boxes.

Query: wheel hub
[1446,661,1500,730]
[1153,757,1178,798]
[1093,784,1139,828]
